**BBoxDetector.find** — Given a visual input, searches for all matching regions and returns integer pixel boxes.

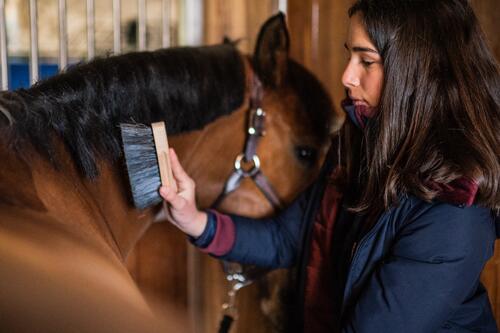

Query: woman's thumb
[160,186,187,211]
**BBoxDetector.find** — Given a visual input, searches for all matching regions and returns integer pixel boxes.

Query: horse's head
[172,14,335,218]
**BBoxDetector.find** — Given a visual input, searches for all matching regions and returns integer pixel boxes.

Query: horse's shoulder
[0,207,183,332]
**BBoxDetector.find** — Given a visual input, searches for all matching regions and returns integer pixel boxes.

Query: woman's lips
[352,99,369,107]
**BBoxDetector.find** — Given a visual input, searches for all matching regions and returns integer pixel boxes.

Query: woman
[160,0,500,331]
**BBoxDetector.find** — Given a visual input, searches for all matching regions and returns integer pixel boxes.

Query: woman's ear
[253,13,290,88]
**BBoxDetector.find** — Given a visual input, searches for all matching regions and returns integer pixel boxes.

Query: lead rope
[218,262,254,333]
[217,261,273,333]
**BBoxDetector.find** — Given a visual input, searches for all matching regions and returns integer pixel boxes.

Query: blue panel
[8,58,61,90]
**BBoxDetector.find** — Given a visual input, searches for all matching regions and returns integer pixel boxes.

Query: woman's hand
[159,148,207,238]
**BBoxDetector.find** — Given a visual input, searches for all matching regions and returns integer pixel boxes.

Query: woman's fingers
[159,186,187,211]
[160,150,199,229]
[159,180,205,238]
[168,148,194,191]
[161,202,176,224]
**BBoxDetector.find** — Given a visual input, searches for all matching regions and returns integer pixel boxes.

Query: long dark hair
[344,0,500,212]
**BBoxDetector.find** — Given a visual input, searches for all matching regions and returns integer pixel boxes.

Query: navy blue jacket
[198,143,499,332]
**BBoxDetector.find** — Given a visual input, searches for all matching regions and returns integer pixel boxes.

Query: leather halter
[214,69,284,332]
[211,70,283,211]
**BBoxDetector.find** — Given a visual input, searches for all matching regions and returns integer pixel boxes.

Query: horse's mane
[0,44,245,178]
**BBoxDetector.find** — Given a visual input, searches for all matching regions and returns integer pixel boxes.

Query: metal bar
[113,0,121,54]
[29,0,39,85]
[311,0,320,66]
[0,0,8,90]
[86,0,95,59]
[161,0,170,48]
[219,0,228,39]
[138,0,146,51]
[279,0,288,15]
[58,0,68,71]
[184,0,203,46]
[170,0,178,46]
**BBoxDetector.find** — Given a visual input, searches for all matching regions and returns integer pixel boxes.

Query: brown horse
[0,14,335,332]
[128,15,337,333]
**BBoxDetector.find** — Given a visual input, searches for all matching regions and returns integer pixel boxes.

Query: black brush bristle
[120,123,162,209]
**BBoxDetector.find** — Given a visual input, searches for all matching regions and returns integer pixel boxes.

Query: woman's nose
[342,62,360,88]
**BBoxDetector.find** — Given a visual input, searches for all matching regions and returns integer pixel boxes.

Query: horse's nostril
[294,146,318,167]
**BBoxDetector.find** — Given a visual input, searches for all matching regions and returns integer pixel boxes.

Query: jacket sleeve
[194,180,316,269]
[220,185,313,268]
[342,204,496,333]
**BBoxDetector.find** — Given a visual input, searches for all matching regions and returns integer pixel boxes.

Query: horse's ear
[253,13,290,88]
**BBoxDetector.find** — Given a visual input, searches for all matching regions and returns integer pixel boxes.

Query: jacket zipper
[341,216,386,315]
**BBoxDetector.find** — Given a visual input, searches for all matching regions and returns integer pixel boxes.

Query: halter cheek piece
[212,71,284,332]
[211,72,283,211]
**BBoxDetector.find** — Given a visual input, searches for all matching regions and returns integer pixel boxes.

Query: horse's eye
[294,146,318,167]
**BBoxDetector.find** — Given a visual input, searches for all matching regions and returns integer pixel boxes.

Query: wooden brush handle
[151,122,177,193]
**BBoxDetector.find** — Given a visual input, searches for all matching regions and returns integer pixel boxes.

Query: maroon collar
[428,177,478,207]
[341,97,377,129]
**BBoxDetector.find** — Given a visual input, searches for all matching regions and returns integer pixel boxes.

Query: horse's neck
[0,140,46,211]
[0,143,161,330]
[0,139,155,262]
[169,103,248,209]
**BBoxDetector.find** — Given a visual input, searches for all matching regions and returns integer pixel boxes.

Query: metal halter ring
[234,153,260,177]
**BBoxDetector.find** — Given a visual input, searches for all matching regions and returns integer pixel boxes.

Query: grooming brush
[120,122,177,209]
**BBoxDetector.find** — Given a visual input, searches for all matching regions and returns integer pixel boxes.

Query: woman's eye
[361,59,374,67]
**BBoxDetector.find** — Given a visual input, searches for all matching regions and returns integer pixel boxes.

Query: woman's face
[342,14,384,108]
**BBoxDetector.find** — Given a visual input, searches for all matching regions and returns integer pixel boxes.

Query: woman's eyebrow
[344,43,378,54]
